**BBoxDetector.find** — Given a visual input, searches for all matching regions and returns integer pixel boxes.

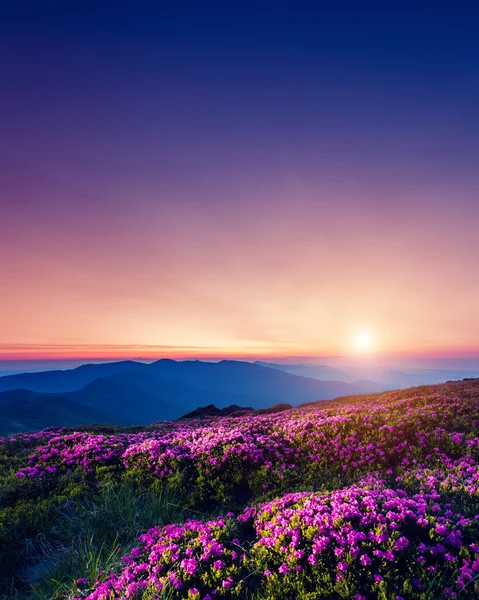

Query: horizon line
[1,343,479,362]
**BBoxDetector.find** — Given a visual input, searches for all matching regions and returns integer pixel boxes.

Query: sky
[1,2,479,361]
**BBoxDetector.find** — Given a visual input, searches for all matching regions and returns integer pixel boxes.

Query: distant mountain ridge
[0,359,368,435]
[0,360,147,393]
[253,361,479,389]
[0,390,113,435]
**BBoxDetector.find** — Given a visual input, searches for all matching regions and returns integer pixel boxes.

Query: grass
[8,482,185,600]
[4,380,479,599]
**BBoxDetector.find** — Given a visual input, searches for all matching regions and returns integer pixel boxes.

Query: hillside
[2,379,479,599]
[255,360,479,389]
[0,360,148,393]
[0,360,367,434]
[0,392,114,434]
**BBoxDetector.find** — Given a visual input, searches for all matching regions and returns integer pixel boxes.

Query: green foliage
[0,466,183,599]
[3,380,479,598]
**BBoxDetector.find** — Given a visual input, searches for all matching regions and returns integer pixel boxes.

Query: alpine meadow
[2,3,479,599]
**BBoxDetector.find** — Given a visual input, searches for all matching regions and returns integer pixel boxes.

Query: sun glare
[353,332,372,353]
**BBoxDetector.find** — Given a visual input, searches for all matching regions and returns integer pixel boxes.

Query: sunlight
[353,332,372,353]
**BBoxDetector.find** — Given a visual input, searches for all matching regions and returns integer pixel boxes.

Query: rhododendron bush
[69,471,479,599]
[4,380,479,598]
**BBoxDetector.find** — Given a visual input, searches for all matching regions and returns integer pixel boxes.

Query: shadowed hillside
[0,360,367,434]
[2,379,479,599]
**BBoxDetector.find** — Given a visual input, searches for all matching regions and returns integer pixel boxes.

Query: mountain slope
[0,360,369,434]
[72,371,262,422]
[0,359,364,405]
[147,359,363,402]
[0,393,114,435]
[0,360,148,393]
[254,360,357,382]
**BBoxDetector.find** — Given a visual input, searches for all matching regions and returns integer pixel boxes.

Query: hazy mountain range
[0,359,373,434]
[255,361,479,388]
[0,358,478,435]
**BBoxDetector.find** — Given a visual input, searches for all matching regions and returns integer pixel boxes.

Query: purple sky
[1,3,479,359]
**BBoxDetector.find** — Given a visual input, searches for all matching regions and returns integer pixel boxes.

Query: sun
[353,332,372,353]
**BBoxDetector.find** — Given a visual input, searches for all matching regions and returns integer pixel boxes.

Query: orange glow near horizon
[1,343,479,362]
[2,6,479,368]
[2,186,479,360]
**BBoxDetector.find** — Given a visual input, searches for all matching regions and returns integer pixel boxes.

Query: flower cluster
[10,379,479,598]
[75,516,248,600]
[247,474,479,599]
[17,382,479,496]
[0,427,64,447]
[75,472,479,599]
[16,432,140,477]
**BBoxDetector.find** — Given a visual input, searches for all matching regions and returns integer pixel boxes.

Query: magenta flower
[395,536,409,551]
[436,524,447,536]
[222,577,233,589]
[360,554,371,566]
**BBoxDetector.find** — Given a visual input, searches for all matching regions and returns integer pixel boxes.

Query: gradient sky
[1,2,479,359]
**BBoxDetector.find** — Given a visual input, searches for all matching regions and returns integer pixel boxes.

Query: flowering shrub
[16,432,132,477]
[74,516,250,600]
[247,475,479,599]
[0,428,64,446]
[6,379,479,598]
[73,473,479,599]
[16,383,479,493]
